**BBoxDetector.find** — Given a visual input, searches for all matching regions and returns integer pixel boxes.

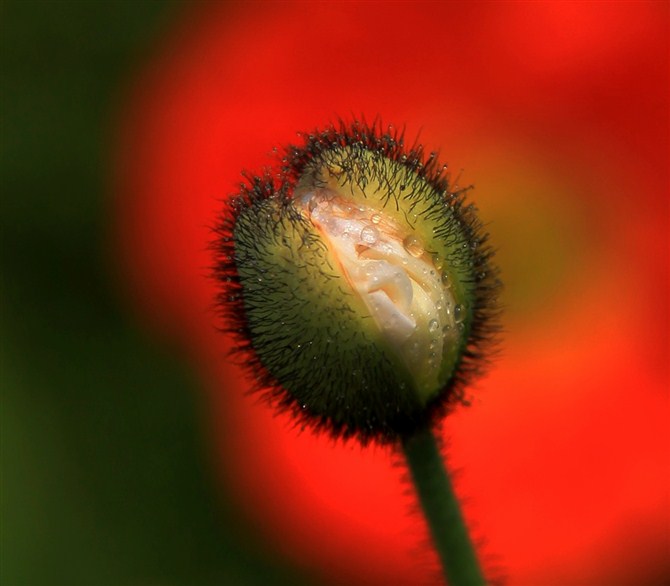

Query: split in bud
[214,121,501,444]
[297,185,457,404]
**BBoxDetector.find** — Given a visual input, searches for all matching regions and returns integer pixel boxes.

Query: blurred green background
[1,2,311,584]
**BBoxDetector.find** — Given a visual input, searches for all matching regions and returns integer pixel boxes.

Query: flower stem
[401,424,486,586]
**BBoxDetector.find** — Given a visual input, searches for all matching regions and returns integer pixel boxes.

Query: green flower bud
[215,121,500,444]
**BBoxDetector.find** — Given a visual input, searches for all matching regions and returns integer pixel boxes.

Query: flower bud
[215,122,500,443]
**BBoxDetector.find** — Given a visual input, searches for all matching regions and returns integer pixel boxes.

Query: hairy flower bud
[214,121,500,444]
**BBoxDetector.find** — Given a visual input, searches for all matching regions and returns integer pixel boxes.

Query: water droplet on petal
[403,235,423,257]
[360,225,379,245]
[428,319,439,332]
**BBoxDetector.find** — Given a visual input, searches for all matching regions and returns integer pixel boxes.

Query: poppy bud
[214,121,500,444]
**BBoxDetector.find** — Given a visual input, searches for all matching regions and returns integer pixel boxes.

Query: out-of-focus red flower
[112,2,669,585]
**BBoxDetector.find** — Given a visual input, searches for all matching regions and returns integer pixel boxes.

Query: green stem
[401,424,486,586]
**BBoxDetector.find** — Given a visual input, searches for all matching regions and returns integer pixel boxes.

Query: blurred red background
[112,2,669,585]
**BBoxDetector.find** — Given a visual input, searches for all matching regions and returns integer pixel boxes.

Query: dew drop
[428,319,439,332]
[454,304,464,323]
[370,213,381,224]
[360,225,379,245]
[403,235,423,257]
